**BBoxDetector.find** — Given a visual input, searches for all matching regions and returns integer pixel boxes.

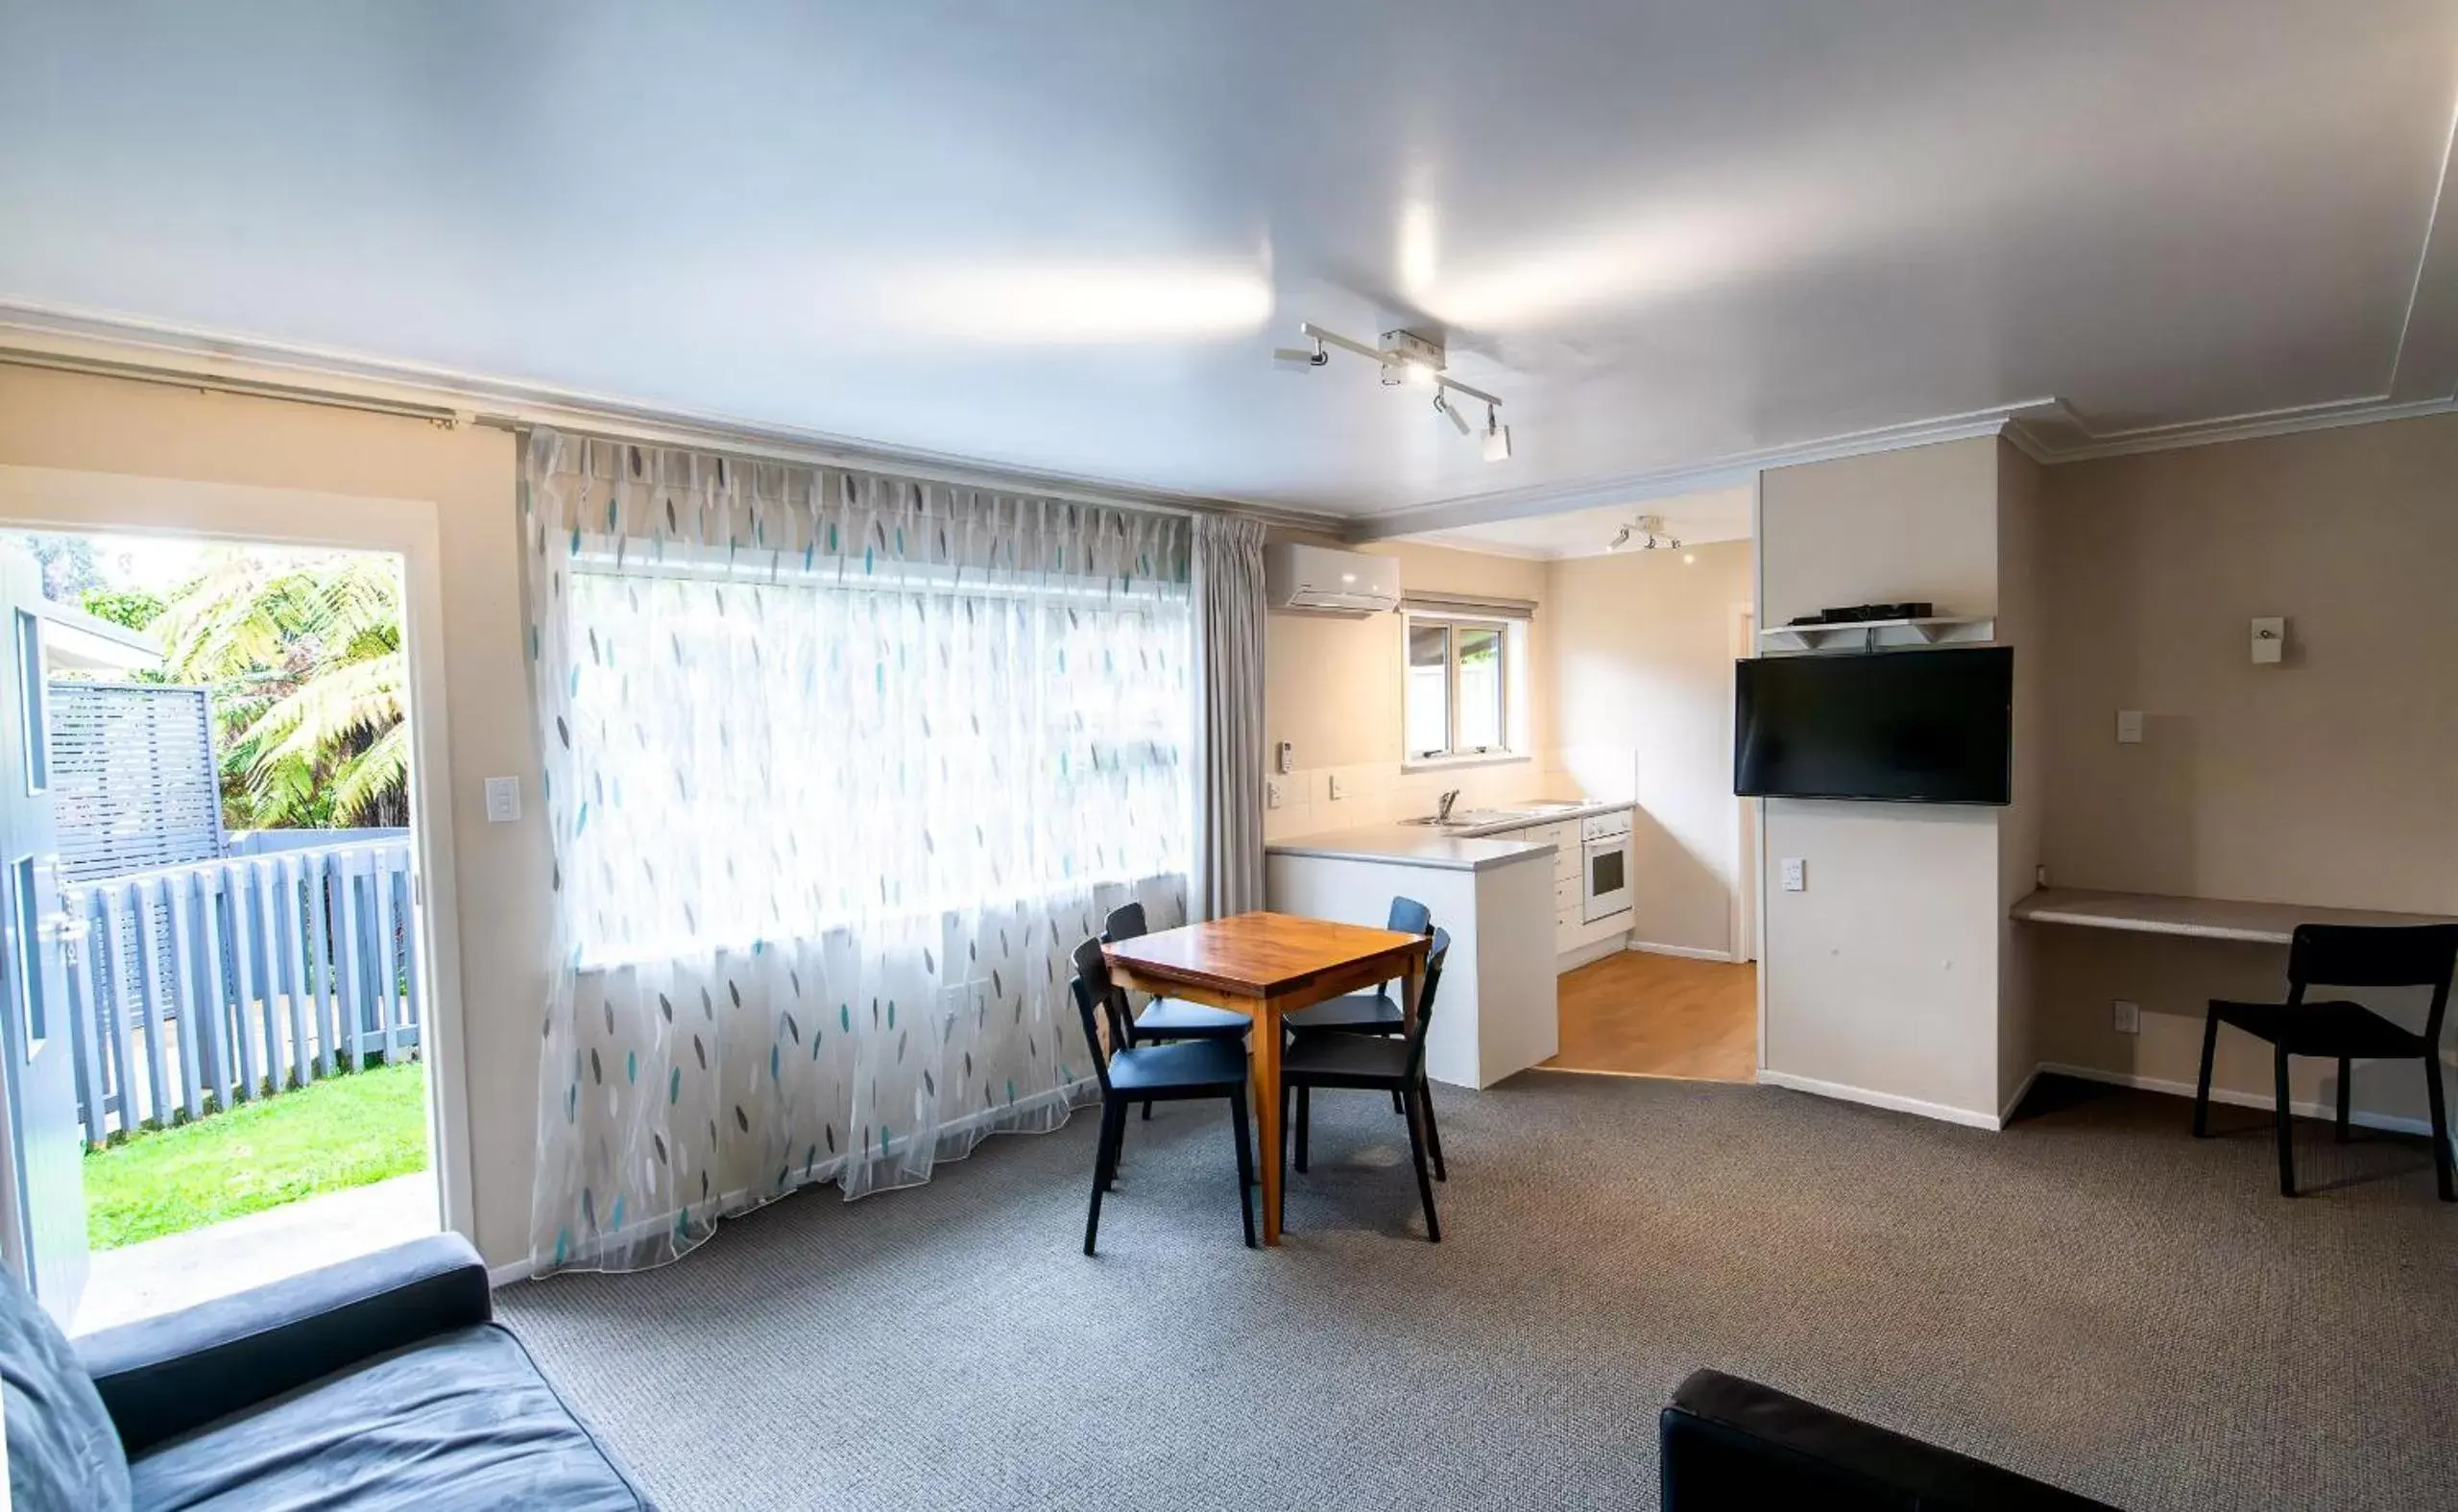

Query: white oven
[1580,808,1633,923]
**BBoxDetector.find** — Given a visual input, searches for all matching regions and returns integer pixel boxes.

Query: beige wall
[1262,536,1559,839]
[0,367,545,1269]
[2036,415,2458,1128]
[1759,436,2012,1121]
[1549,540,1753,955]
[1995,441,2046,1111]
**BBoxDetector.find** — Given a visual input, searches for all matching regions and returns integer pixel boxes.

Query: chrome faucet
[1435,789,1461,823]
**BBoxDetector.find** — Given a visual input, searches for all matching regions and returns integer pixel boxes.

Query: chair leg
[1085,1099,1122,1255]
[1403,1085,1441,1243]
[2336,1057,2352,1143]
[1390,1087,1404,1116]
[1420,1077,1446,1183]
[2274,1046,2297,1198]
[1142,1099,1153,1121]
[2192,1010,2221,1138]
[2425,1053,2454,1203]
[1229,1086,1257,1248]
[1295,1084,1311,1173]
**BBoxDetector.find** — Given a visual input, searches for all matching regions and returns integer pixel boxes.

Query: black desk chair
[2193,922,2457,1200]
[1102,901,1251,1122]
[1281,928,1451,1242]
[1070,937,1256,1254]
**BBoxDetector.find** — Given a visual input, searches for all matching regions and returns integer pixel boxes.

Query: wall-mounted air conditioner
[1263,543,1402,615]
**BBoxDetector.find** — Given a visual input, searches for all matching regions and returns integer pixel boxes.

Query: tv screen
[1734,646,2012,804]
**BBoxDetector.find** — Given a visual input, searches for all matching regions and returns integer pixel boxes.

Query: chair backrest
[1101,901,1147,944]
[2286,924,2458,1041]
[1387,896,1433,938]
[1069,936,1127,1094]
[1402,927,1452,1079]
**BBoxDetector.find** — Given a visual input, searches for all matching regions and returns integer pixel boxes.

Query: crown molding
[1345,399,2054,542]
[0,298,1349,533]
[2005,392,2458,463]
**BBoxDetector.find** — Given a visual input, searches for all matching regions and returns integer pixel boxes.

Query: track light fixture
[1605,514,1681,553]
[1273,320,1513,460]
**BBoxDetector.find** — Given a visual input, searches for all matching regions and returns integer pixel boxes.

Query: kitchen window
[1404,612,1520,763]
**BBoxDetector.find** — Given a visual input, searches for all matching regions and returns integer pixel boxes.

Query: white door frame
[0,464,475,1248]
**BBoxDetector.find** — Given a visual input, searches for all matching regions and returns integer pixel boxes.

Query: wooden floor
[1542,950,1757,1081]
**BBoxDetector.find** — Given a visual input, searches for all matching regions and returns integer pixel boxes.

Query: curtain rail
[0,333,1341,532]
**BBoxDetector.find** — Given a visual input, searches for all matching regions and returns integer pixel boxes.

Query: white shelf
[1758,615,1994,652]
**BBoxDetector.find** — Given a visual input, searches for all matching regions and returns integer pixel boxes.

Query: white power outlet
[1265,778,1284,810]
[1328,773,1345,801]
[2112,999,2141,1035]
[483,776,522,824]
[2116,709,2144,744]
[1780,857,1806,893]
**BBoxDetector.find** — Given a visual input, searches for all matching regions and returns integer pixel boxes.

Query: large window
[1404,613,1516,762]
[563,559,1193,967]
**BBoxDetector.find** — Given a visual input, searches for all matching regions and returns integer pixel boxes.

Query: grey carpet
[497,1072,2458,1511]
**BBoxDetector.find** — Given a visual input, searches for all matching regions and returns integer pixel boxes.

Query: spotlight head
[1482,410,1512,463]
[1436,393,1471,436]
[1607,524,1631,552]
[1273,340,1328,371]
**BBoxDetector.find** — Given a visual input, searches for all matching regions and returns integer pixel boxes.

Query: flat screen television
[1734,645,2012,804]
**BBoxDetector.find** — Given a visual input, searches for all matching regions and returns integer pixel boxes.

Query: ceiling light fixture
[1606,514,1681,553]
[1481,403,1512,462]
[1274,320,1512,460]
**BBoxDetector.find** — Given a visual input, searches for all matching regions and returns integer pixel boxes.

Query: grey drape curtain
[1190,515,1267,920]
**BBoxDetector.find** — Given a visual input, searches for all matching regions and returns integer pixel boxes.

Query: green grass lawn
[83,1059,430,1250]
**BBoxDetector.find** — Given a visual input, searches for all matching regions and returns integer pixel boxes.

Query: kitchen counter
[1265,824,1554,873]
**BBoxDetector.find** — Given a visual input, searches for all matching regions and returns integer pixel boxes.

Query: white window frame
[1401,612,1526,769]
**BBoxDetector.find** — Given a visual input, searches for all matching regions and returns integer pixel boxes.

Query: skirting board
[1625,941,1734,964]
[1998,1063,2042,1129]
[1555,936,1627,973]
[1756,1069,2003,1131]
[489,1260,536,1288]
[2032,1061,2444,1143]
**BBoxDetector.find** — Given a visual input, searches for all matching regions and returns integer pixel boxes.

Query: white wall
[1263,536,1562,840]
[1994,441,2046,1114]
[0,367,545,1270]
[1757,437,2013,1124]
[1548,540,1753,956]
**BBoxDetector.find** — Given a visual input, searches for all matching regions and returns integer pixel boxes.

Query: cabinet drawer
[1554,876,1580,911]
[1554,848,1580,882]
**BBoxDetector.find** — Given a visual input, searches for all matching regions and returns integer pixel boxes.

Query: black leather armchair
[1660,1369,2116,1511]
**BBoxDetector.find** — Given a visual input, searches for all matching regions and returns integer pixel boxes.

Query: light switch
[1780,857,1806,893]
[2251,616,2285,665]
[2116,709,2144,745]
[1327,773,1346,801]
[1265,778,1284,810]
[1275,741,1294,775]
[484,776,522,824]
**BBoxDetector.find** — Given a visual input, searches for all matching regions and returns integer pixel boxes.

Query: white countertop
[1265,824,1555,874]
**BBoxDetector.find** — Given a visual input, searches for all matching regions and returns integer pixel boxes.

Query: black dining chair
[1102,901,1252,1122]
[1281,927,1450,1242]
[2193,922,2457,1200]
[1284,898,1444,1179]
[1070,937,1256,1254]
[1281,895,1434,1039]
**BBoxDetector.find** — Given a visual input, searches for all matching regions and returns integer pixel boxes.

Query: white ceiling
[5,3,2458,529]
[1410,486,1753,560]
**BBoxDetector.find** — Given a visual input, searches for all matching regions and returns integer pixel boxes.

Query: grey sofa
[3,1233,647,1510]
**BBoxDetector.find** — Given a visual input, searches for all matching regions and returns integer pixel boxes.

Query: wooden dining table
[1101,911,1431,1246]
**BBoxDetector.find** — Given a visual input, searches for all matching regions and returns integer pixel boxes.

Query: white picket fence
[64,839,420,1147]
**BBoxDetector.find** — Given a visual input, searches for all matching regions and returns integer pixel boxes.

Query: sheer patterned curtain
[523,429,1193,1272]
